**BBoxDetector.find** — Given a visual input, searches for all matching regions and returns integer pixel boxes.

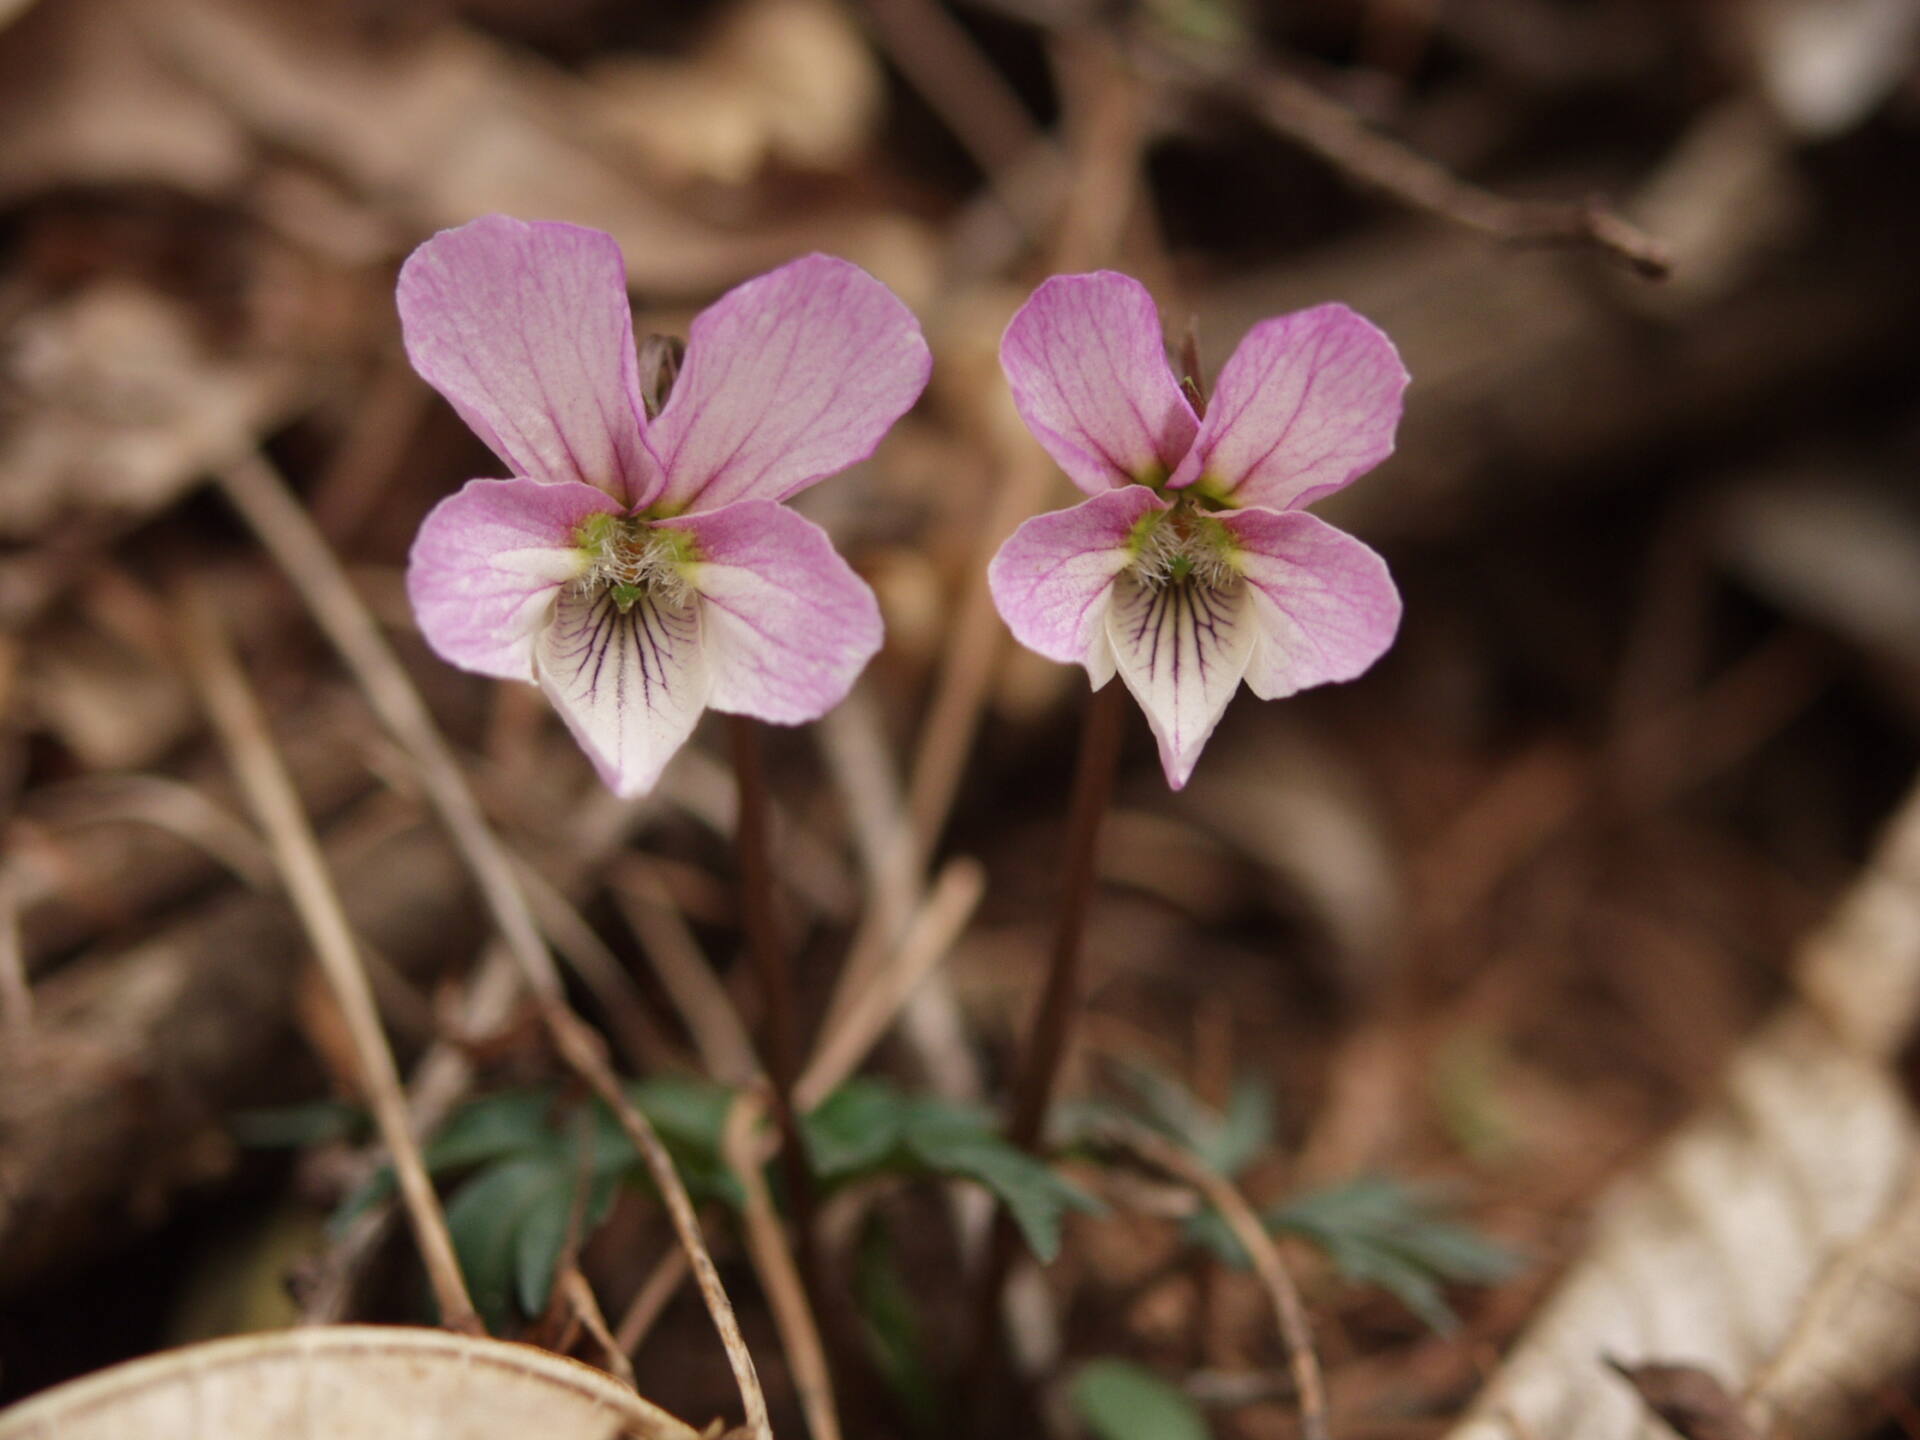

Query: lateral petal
[405,477,612,682]
[1221,507,1401,699]
[535,587,711,797]
[1105,574,1256,790]
[648,254,930,514]
[670,501,883,723]
[988,486,1164,673]
[1168,303,1406,511]
[1000,271,1199,495]
[398,216,662,505]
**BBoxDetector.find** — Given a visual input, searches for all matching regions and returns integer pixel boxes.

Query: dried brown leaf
[0,1326,701,1439]
[0,0,248,202]
[1445,783,1920,1440]
[584,0,881,186]
[138,0,920,298]
[0,284,299,541]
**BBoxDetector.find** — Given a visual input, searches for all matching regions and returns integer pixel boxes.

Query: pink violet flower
[988,271,1406,789]
[401,215,930,796]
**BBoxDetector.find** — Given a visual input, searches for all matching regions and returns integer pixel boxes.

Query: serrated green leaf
[1212,1079,1275,1178]
[1187,1176,1517,1334]
[1070,1359,1210,1440]
[1110,1063,1273,1177]
[1113,1062,1214,1151]
[902,1102,1099,1263]
[1315,1234,1455,1333]
[804,1079,911,1180]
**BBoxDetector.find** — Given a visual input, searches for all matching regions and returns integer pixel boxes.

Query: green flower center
[573,513,699,613]
[1125,497,1239,592]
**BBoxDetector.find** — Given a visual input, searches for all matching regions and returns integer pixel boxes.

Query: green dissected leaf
[800,1081,1098,1264]
[1110,1063,1274,1177]
[230,1099,367,1149]
[901,1099,1099,1263]
[341,1081,742,1321]
[804,1079,911,1179]
[1070,1359,1210,1440]
[1213,1079,1276,1178]
[444,1157,573,1328]
[1188,1175,1518,1333]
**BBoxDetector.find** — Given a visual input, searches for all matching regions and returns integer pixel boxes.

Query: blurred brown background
[2,0,1920,1437]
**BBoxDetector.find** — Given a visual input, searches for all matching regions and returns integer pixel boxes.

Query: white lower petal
[535,587,711,797]
[1105,573,1255,789]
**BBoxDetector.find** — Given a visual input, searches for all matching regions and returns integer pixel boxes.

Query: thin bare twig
[728,715,826,1316]
[815,692,921,1042]
[613,858,759,1086]
[511,854,672,1072]
[725,1092,845,1440]
[174,583,481,1336]
[561,1267,639,1389]
[1097,1117,1330,1440]
[857,0,1066,239]
[617,852,989,1387]
[299,942,527,1325]
[1149,43,1670,279]
[215,451,770,1440]
[615,850,843,1440]
[616,1247,693,1359]
[796,856,986,1111]
[28,774,277,891]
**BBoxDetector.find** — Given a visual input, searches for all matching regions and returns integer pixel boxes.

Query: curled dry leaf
[0,1326,701,1440]
[1742,0,1920,139]
[0,284,299,541]
[134,0,911,298]
[585,0,882,186]
[1445,780,1920,1440]
[0,0,248,203]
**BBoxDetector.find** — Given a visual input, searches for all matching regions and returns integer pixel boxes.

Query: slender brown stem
[969,680,1127,1401]
[727,714,830,1334]
[1006,680,1127,1154]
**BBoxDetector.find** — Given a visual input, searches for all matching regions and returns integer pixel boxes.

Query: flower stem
[726,714,828,1314]
[969,679,1127,1392]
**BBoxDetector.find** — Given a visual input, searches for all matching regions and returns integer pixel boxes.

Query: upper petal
[647,255,930,514]
[398,216,662,505]
[535,587,711,798]
[1000,272,1200,496]
[1106,574,1256,790]
[1220,507,1401,699]
[988,486,1165,671]
[670,501,883,723]
[1168,303,1406,510]
[406,476,613,682]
